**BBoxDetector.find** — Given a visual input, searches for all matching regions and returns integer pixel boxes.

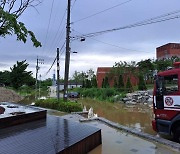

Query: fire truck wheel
[173,126,180,143]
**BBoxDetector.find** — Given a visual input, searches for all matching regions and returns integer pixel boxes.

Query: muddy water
[87,121,179,154]
[79,98,156,135]
[20,95,155,135]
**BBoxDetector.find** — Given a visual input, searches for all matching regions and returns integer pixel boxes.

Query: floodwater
[62,114,179,154]
[88,121,179,154]
[79,98,156,135]
[20,95,155,135]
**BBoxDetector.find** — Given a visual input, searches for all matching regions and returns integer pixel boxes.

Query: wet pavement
[62,114,179,154]
[0,114,101,154]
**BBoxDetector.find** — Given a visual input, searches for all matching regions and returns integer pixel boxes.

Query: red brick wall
[96,67,138,88]
[156,43,180,59]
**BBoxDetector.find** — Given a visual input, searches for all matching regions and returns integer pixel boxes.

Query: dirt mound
[0,87,23,103]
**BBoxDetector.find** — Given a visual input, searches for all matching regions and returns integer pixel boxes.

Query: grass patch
[72,88,127,103]
[35,98,82,113]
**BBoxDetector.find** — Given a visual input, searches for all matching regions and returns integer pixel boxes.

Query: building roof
[157,43,180,49]
[97,67,112,74]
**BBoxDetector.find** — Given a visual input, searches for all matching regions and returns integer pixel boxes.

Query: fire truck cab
[152,62,180,142]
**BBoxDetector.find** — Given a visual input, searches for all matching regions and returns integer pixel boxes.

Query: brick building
[96,67,138,88]
[156,43,180,60]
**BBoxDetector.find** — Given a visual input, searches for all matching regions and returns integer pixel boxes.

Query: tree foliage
[0,70,11,86]
[138,73,147,90]
[0,0,42,47]
[71,69,97,88]
[10,60,35,89]
[113,78,118,88]
[91,75,97,88]
[126,77,133,92]
[103,76,109,88]
[118,74,124,88]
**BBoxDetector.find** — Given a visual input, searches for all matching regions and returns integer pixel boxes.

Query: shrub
[35,98,82,113]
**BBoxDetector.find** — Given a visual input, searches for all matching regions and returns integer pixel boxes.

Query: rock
[122,98,131,102]
[126,101,137,105]
[122,90,153,104]
[147,97,153,104]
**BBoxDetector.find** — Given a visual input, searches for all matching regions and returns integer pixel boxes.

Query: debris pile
[122,91,153,105]
[0,87,23,102]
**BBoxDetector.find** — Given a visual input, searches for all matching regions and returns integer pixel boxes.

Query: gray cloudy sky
[1,0,180,80]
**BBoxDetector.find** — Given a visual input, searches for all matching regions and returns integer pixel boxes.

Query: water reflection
[80,98,155,135]
[88,121,178,154]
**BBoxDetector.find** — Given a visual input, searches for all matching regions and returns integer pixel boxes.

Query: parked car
[68,92,80,98]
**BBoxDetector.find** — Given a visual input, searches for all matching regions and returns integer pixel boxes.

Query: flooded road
[62,114,179,154]
[79,98,155,135]
[20,95,155,135]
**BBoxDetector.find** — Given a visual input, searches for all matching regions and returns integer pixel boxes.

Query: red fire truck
[152,62,180,142]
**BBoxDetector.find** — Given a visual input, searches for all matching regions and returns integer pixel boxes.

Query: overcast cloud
[0,0,180,79]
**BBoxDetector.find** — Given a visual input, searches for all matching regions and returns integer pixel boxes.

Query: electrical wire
[45,56,57,76]
[71,0,133,24]
[72,10,180,39]
[46,9,67,55]
[42,0,55,55]
[71,0,77,11]
[72,29,152,53]
[44,42,66,76]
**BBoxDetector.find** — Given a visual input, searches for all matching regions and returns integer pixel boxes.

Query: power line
[71,0,77,10]
[44,42,66,76]
[45,56,57,76]
[42,0,55,55]
[71,0,133,24]
[46,9,67,55]
[72,29,152,54]
[72,10,180,39]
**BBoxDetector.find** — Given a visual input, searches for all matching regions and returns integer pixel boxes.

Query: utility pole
[57,48,60,101]
[35,57,44,100]
[35,56,39,100]
[63,0,71,101]
[39,74,41,98]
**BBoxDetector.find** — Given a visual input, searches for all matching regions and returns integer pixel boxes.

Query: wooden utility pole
[39,74,41,98]
[35,56,39,100]
[63,0,71,101]
[35,57,44,100]
[57,48,60,101]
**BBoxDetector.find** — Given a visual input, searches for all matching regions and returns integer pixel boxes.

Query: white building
[48,83,82,98]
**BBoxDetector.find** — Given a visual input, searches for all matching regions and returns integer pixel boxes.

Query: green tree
[137,59,154,82]
[154,59,171,71]
[113,78,118,88]
[85,79,91,88]
[0,71,11,86]
[102,78,105,88]
[10,60,34,89]
[0,0,41,47]
[104,76,109,88]
[40,78,52,90]
[72,71,80,87]
[86,69,95,80]
[118,74,124,88]
[138,74,147,90]
[126,77,133,92]
[91,75,97,88]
